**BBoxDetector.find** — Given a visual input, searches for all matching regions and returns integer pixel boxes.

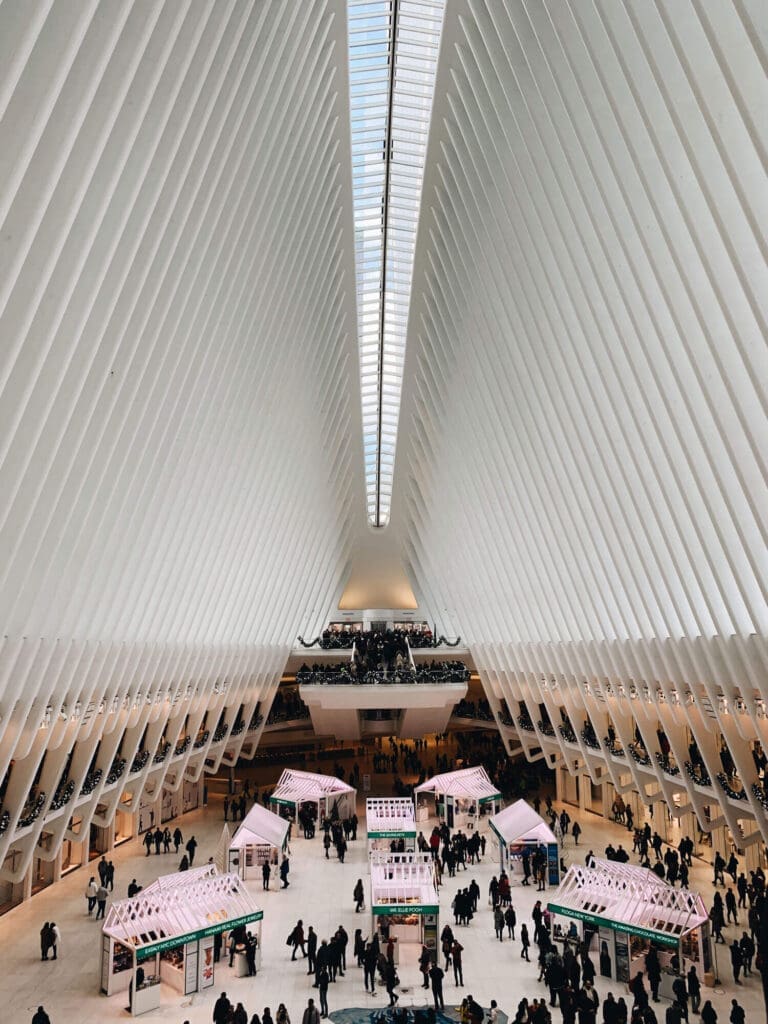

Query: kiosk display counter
[366,797,417,861]
[415,766,502,829]
[101,866,263,1016]
[269,768,356,827]
[547,859,713,994]
[370,857,439,954]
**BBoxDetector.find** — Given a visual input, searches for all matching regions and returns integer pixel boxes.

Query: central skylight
[347,0,444,528]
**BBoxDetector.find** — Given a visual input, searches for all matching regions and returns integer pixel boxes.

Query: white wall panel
[393,0,768,839]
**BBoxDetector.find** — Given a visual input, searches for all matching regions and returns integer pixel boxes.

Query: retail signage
[136,911,264,960]
[368,830,417,839]
[546,903,678,948]
[478,793,502,804]
[270,797,296,808]
[372,905,439,916]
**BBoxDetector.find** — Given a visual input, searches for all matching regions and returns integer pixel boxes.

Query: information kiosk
[269,768,356,827]
[415,766,502,828]
[490,799,560,885]
[101,866,263,1015]
[370,853,439,956]
[228,802,290,881]
[548,859,713,995]
[366,797,417,859]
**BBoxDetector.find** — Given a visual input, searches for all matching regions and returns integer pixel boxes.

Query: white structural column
[394,2,768,839]
[0,1,364,880]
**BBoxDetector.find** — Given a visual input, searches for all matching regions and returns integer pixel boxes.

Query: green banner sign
[269,797,296,808]
[136,910,264,961]
[546,902,679,948]
[368,830,417,839]
[478,793,502,804]
[372,905,438,916]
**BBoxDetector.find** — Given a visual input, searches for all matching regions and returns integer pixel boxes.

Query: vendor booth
[228,803,290,881]
[415,766,502,828]
[370,854,439,959]
[269,768,356,829]
[101,866,263,1016]
[490,799,560,885]
[366,797,416,858]
[548,859,713,997]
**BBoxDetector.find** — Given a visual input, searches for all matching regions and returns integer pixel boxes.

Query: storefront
[370,855,439,958]
[548,860,712,996]
[269,768,356,827]
[415,766,502,829]
[228,803,289,883]
[101,865,263,1016]
[366,797,416,860]
[489,799,560,885]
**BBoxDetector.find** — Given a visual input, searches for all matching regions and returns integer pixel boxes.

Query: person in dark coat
[429,963,445,1011]
[213,992,232,1024]
[385,960,399,1005]
[32,1008,51,1024]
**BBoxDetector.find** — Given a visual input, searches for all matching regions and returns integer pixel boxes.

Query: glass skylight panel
[348,0,444,528]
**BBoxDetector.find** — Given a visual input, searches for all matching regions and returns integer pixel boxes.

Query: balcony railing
[80,768,103,796]
[684,761,712,788]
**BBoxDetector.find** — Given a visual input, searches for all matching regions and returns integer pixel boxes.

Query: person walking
[430,962,445,1011]
[85,877,98,915]
[494,905,504,941]
[504,904,516,940]
[280,855,290,888]
[95,883,108,919]
[185,835,197,865]
[520,923,530,961]
[363,942,377,995]
[173,826,183,853]
[31,1009,51,1024]
[354,878,365,912]
[572,821,582,845]
[262,861,271,891]
[385,960,399,1006]
[700,1001,717,1024]
[290,920,306,961]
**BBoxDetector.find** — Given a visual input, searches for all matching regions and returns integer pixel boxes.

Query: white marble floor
[0,795,763,1024]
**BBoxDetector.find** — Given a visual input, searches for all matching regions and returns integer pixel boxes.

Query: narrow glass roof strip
[348,0,444,527]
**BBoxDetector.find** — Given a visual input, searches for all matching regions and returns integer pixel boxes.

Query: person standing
[318,965,330,1019]
[280,855,290,888]
[572,822,582,845]
[85,877,98,916]
[729,941,743,984]
[504,904,516,939]
[451,939,464,985]
[224,797,229,822]
[143,830,153,856]
[306,926,318,975]
[31,1009,51,1024]
[430,962,445,1011]
[687,965,701,1014]
[363,941,377,995]
[49,922,61,960]
[173,826,183,853]
[40,923,51,961]
[385,960,399,1006]
[700,1001,717,1024]
[262,861,271,891]
[185,835,197,865]
[302,998,320,1024]
[419,944,432,988]
[493,905,504,941]
[213,992,232,1024]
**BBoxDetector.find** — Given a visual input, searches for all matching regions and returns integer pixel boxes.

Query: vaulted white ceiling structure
[0,0,766,878]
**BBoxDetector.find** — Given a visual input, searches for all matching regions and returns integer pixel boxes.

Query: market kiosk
[415,766,502,828]
[269,768,356,828]
[101,866,263,1016]
[228,802,290,881]
[548,860,713,997]
[366,797,417,859]
[489,799,560,885]
[370,854,439,960]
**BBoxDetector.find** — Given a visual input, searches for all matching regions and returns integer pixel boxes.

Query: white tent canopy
[548,859,709,943]
[490,799,557,846]
[270,768,355,808]
[230,803,290,851]
[103,867,263,957]
[415,765,501,803]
